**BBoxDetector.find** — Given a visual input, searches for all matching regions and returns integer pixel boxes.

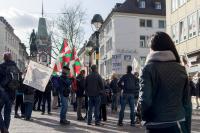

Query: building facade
[166,0,200,74]
[99,0,166,78]
[0,17,28,71]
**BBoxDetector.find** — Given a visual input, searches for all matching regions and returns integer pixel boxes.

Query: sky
[0,0,125,49]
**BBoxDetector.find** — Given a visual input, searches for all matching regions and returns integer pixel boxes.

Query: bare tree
[57,4,86,49]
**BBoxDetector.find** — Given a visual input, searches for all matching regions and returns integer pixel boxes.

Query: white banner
[23,61,53,92]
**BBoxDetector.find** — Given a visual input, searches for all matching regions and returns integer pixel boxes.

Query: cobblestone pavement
[9,107,144,133]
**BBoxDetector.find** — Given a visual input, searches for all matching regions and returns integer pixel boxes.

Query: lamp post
[86,40,94,74]
[91,14,103,72]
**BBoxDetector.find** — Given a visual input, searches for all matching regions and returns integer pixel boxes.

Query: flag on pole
[53,39,72,76]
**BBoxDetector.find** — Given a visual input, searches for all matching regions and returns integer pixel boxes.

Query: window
[106,21,112,34]
[198,10,200,35]
[188,12,197,39]
[139,0,146,8]
[172,23,179,44]
[179,0,187,6]
[147,20,152,27]
[105,59,112,74]
[179,18,188,42]
[159,20,165,28]
[140,35,149,48]
[106,38,112,52]
[140,36,145,48]
[172,0,178,12]
[140,19,145,27]
[140,57,146,66]
[100,46,104,57]
[155,2,162,10]
[124,55,131,61]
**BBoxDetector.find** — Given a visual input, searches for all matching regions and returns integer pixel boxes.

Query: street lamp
[91,14,104,31]
[86,40,95,74]
[91,14,103,72]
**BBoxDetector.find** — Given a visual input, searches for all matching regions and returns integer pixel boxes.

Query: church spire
[42,0,44,17]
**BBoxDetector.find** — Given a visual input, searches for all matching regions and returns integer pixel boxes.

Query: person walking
[41,80,52,115]
[110,74,121,112]
[58,66,72,125]
[23,83,35,121]
[0,52,21,132]
[117,65,139,127]
[14,89,25,118]
[76,70,86,121]
[85,65,104,126]
[139,32,191,133]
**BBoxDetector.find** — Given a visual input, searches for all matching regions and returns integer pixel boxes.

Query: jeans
[77,97,83,118]
[88,96,101,124]
[42,92,51,113]
[0,90,12,129]
[111,92,120,111]
[118,94,135,124]
[60,95,69,121]
[15,94,25,115]
[24,102,33,119]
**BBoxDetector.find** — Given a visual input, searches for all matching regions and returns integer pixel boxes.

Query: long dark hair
[150,32,180,63]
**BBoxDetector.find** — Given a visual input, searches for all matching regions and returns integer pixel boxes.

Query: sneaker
[77,117,85,121]
[41,112,45,115]
[131,123,135,127]
[118,122,123,126]
[14,114,21,118]
[48,112,52,115]
[95,122,100,126]
[60,120,70,125]
[87,122,92,125]
[21,114,25,118]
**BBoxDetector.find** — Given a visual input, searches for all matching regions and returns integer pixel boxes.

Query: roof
[99,0,166,31]
[37,17,48,38]
[0,16,14,32]
[113,0,166,16]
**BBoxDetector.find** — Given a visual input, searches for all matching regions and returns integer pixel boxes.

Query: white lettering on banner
[23,60,53,92]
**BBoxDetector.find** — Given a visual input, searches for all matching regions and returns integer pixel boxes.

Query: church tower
[35,1,52,66]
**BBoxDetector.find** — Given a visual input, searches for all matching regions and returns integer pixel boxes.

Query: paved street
[8,105,200,133]
[9,107,144,133]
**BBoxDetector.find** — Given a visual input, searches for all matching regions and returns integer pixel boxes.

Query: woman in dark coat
[139,32,191,133]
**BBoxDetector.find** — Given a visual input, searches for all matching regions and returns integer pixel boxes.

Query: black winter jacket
[85,72,104,97]
[139,51,191,128]
[76,74,85,97]
[0,60,21,101]
[110,78,120,94]
[118,73,139,96]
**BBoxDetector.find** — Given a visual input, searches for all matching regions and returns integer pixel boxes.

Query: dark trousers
[99,104,107,121]
[84,96,88,118]
[146,125,183,133]
[88,96,101,124]
[15,95,25,115]
[34,90,43,110]
[24,102,33,119]
[42,92,51,113]
[58,94,61,107]
[0,90,12,129]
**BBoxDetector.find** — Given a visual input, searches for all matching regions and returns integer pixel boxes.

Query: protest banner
[23,61,53,92]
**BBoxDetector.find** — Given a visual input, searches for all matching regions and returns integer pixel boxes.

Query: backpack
[5,65,21,91]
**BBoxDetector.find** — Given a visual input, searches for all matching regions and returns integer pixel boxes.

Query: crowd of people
[0,31,193,133]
